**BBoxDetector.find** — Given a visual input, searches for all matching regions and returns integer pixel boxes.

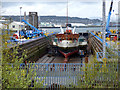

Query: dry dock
[36,53,90,63]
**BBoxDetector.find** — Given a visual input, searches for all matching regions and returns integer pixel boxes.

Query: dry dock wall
[88,32,103,55]
[19,37,48,62]
[6,35,53,63]
[89,32,118,58]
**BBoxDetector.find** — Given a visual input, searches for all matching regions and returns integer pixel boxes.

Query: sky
[1,0,120,21]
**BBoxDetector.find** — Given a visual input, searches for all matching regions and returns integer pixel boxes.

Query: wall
[6,35,54,63]
[29,12,38,29]
[9,22,25,31]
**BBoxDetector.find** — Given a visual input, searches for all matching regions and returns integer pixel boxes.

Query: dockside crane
[22,19,44,37]
[12,19,44,41]
[106,0,113,37]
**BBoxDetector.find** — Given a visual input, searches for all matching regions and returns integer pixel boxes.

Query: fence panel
[18,63,118,88]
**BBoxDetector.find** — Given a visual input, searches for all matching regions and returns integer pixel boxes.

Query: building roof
[11,21,25,25]
[0,20,10,23]
[71,23,86,26]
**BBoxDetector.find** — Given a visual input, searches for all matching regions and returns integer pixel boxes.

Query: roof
[0,20,10,23]
[71,23,86,26]
[11,21,25,25]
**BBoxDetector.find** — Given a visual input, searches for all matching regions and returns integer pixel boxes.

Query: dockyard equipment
[12,19,45,41]
[22,19,44,37]
[106,0,113,37]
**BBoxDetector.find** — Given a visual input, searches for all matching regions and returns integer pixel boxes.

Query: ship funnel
[60,26,64,34]
[72,27,76,34]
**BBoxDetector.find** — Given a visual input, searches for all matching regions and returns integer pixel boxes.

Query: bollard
[85,55,88,63]
[20,35,22,39]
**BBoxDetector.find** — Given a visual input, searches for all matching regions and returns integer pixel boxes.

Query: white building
[0,20,25,30]
[9,21,25,31]
[71,23,86,27]
[0,20,10,24]
[54,24,61,27]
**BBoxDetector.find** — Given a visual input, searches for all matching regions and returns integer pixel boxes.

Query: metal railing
[20,63,85,87]
[18,63,118,88]
[90,32,118,62]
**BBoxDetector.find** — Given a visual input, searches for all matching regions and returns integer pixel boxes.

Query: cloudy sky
[1,0,120,21]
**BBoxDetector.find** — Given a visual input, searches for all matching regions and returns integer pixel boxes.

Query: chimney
[24,12,26,20]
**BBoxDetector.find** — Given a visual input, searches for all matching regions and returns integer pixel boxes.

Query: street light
[19,7,22,39]
[102,0,106,59]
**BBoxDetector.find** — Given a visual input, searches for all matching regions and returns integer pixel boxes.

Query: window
[12,25,15,28]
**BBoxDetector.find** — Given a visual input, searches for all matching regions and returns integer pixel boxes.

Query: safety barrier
[18,63,118,88]
[19,63,84,87]
[90,32,118,62]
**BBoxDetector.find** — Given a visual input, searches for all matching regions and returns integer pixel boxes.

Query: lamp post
[102,0,106,59]
[19,7,22,39]
[32,15,34,31]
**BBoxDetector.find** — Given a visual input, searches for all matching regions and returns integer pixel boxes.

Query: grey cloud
[2,2,66,8]
[2,2,36,8]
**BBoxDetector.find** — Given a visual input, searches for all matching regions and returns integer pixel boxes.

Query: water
[3,27,117,37]
[41,27,117,33]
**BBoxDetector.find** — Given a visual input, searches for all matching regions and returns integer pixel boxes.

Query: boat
[52,24,87,58]
[52,1,87,59]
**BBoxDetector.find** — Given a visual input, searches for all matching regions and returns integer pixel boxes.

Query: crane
[106,0,113,37]
[22,19,42,34]
[12,19,44,40]
[21,19,44,38]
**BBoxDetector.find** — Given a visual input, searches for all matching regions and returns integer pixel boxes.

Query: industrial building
[8,21,25,31]
[29,12,38,29]
[70,23,86,27]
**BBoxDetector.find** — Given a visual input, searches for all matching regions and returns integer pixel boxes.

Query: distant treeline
[3,15,102,25]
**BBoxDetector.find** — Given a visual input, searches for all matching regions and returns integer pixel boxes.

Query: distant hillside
[3,15,102,25]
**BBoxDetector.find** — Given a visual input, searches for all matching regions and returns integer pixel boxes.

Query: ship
[52,24,87,58]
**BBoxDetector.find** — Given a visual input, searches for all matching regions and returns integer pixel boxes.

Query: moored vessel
[52,24,87,58]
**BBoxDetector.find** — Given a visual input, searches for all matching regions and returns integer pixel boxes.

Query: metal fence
[19,63,118,88]
[20,63,84,87]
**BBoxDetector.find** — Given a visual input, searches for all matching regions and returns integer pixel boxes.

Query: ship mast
[66,0,68,29]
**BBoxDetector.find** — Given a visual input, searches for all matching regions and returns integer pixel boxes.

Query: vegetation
[75,55,118,88]
[1,28,119,89]
[3,15,101,25]
[1,29,44,88]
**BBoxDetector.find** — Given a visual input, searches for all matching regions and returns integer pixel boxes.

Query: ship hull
[58,49,79,58]
[52,40,87,58]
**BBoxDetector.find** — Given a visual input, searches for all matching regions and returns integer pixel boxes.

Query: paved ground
[36,53,87,63]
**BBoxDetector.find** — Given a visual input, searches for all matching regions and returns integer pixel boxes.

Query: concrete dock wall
[6,35,54,63]
[88,32,103,55]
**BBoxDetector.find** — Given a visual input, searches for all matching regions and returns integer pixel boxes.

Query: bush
[1,29,44,88]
